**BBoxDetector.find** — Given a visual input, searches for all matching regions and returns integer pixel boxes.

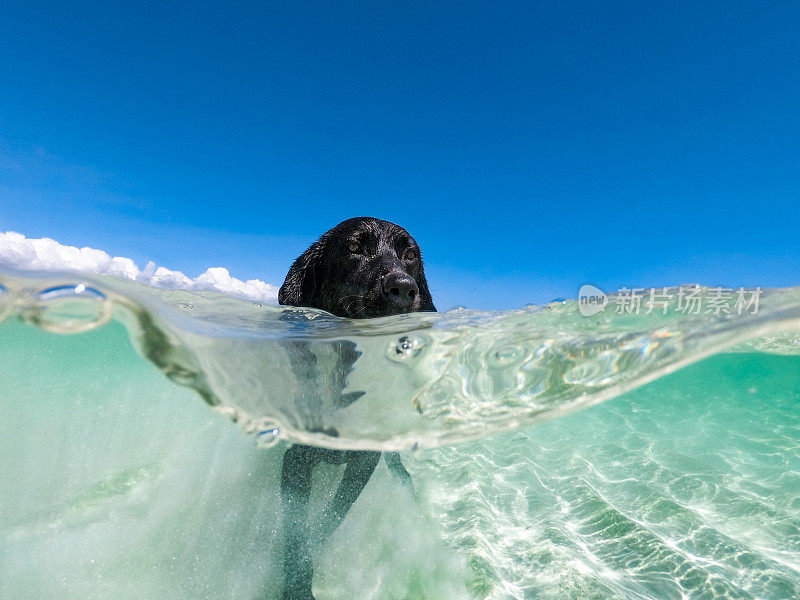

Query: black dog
[277,217,435,600]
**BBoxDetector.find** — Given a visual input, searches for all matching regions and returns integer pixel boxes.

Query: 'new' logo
[578,284,608,316]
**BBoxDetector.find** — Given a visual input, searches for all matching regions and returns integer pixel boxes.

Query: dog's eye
[404,249,417,261]
[348,243,360,253]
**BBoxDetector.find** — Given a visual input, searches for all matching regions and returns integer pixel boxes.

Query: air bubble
[249,418,282,448]
[26,283,112,334]
[387,334,428,362]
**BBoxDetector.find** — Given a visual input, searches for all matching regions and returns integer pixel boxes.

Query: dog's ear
[278,241,324,307]
[416,260,437,312]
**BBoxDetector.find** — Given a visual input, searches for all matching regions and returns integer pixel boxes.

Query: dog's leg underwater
[313,450,381,544]
[280,447,381,600]
[280,444,320,600]
[384,451,415,496]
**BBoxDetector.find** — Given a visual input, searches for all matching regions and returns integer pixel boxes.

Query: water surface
[2,267,799,599]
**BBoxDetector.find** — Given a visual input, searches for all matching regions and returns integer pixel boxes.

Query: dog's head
[278,217,436,318]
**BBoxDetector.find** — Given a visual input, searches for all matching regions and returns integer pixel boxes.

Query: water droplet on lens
[387,334,427,362]
[27,284,112,334]
[250,418,281,448]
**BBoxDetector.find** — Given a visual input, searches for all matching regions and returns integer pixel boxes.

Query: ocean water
[2,261,800,599]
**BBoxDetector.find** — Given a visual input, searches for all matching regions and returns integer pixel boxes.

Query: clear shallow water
[2,268,800,599]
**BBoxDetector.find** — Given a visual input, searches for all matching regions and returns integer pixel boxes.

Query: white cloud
[0,231,279,303]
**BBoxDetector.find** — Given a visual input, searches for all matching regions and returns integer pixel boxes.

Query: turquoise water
[2,270,800,599]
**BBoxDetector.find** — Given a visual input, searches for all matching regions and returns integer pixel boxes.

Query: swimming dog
[277,217,435,599]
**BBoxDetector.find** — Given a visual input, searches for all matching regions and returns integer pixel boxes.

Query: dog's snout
[382,272,418,308]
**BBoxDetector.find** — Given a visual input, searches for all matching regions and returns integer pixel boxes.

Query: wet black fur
[278,216,435,318]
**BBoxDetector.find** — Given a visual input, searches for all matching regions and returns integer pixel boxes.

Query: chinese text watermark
[578,285,762,317]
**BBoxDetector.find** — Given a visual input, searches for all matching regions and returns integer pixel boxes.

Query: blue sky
[1,1,798,310]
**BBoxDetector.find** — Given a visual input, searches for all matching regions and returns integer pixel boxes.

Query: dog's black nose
[382,272,418,309]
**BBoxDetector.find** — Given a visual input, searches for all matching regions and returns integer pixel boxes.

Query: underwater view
[2,234,800,599]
